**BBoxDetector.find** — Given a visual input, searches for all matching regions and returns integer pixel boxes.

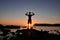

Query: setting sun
[28,24,31,29]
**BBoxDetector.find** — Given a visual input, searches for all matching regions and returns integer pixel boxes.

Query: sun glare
[28,24,31,29]
[28,23,34,29]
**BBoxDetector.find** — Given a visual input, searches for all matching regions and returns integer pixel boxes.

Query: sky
[0,0,60,26]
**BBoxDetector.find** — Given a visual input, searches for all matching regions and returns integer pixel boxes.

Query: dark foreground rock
[0,29,60,40]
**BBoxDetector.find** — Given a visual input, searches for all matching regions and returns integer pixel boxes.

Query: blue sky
[0,0,60,25]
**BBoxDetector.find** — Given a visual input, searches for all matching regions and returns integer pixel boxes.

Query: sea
[0,26,60,34]
[10,26,60,34]
[33,26,60,34]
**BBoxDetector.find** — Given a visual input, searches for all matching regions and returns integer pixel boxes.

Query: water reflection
[33,26,60,34]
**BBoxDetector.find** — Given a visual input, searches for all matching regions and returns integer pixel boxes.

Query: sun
[28,24,31,29]
[25,22,34,29]
[28,23,34,29]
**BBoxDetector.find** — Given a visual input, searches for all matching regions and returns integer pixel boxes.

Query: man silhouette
[25,12,35,24]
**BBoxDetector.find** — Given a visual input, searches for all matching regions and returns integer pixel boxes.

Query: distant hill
[34,23,60,26]
[0,24,20,29]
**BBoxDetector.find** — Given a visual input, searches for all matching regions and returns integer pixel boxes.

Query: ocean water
[33,26,60,34]
[0,26,60,34]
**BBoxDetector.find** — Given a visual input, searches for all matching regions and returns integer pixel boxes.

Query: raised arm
[32,12,35,16]
[25,12,28,16]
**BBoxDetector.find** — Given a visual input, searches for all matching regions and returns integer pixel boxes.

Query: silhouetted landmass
[0,24,20,29]
[0,29,60,40]
[34,23,60,26]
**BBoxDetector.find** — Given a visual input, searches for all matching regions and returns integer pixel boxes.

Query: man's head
[29,12,31,15]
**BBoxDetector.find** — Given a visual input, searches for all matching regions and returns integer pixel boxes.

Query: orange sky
[0,19,60,26]
[0,19,34,26]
